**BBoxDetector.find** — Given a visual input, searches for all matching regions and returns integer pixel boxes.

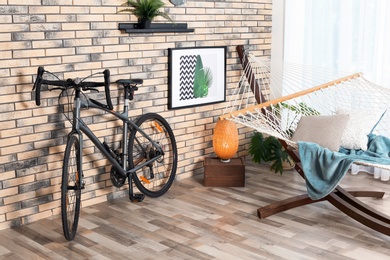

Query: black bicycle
[32,67,177,240]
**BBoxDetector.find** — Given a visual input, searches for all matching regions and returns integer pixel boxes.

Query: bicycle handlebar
[32,66,113,110]
[33,66,45,106]
[103,69,113,110]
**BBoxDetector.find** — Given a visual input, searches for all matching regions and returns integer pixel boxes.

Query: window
[279,0,390,87]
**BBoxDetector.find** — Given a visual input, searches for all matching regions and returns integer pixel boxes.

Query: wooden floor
[1,160,390,260]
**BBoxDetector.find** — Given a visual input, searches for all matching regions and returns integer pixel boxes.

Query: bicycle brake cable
[40,70,73,125]
[79,71,104,83]
[61,72,105,126]
[47,70,105,126]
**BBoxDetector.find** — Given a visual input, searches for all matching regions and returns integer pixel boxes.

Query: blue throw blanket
[298,134,390,200]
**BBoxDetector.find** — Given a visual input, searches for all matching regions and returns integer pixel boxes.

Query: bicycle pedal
[129,193,145,202]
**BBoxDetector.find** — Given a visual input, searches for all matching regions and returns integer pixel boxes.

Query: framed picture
[168,46,227,109]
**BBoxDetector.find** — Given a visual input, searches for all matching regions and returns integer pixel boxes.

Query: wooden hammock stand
[235,45,390,236]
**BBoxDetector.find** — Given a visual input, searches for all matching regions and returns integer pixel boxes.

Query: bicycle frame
[69,88,164,184]
[33,67,177,240]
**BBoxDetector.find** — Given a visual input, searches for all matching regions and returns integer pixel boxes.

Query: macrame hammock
[220,46,390,236]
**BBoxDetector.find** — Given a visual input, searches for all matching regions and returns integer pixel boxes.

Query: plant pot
[139,18,152,29]
[282,158,295,170]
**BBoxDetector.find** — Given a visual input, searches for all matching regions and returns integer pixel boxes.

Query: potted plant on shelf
[119,0,175,29]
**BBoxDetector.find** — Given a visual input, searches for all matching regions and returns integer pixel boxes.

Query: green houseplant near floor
[248,102,319,174]
[119,0,175,29]
[249,132,293,174]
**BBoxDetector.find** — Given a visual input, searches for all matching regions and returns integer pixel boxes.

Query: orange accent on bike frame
[153,122,163,132]
[139,176,151,184]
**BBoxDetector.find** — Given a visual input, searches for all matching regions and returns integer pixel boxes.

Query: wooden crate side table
[203,157,245,187]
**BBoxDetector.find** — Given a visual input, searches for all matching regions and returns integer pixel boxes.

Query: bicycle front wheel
[61,135,82,241]
[128,113,177,198]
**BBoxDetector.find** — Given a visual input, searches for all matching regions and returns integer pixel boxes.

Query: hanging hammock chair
[220,45,390,236]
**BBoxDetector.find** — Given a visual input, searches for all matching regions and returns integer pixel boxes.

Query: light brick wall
[0,0,272,229]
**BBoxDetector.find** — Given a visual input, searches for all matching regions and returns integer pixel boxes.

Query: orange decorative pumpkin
[213,119,239,162]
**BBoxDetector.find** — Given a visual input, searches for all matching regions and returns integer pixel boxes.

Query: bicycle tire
[128,113,177,197]
[61,135,82,241]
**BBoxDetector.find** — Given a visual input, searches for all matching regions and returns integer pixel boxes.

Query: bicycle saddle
[116,79,143,85]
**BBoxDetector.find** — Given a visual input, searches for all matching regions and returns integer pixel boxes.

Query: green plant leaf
[248,132,267,164]
[277,102,320,116]
[269,147,291,174]
[249,132,293,174]
[118,0,175,23]
[274,102,320,138]
[193,55,213,98]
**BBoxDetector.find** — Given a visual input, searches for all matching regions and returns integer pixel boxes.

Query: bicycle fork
[77,136,85,190]
[73,98,86,192]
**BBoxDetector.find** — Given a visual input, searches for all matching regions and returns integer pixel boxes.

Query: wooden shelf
[118,23,194,34]
[123,28,194,33]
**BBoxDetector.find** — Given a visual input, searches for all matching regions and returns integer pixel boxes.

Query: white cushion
[291,114,350,151]
[336,109,386,150]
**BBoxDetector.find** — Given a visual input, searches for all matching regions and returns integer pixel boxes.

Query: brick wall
[0,0,272,229]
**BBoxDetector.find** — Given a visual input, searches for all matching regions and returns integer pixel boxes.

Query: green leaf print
[193,55,213,98]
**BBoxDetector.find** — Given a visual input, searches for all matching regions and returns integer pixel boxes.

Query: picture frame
[168,46,227,109]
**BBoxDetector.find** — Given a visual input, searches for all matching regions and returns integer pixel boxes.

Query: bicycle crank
[110,167,126,188]
[104,142,126,188]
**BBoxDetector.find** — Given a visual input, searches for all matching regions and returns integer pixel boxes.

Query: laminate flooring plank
[343,246,390,260]
[159,238,214,260]
[0,245,11,256]
[305,244,363,260]
[0,231,53,260]
[12,236,65,260]
[105,215,165,243]
[91,224,137,247]
[149,219,199,240]
[82,231,155,258]
[193,243,245,260]
[1,160,390,259]
[19,218,64,243]
[210,241,270,260]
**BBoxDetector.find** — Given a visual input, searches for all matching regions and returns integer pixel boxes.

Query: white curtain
[284,0,390,88]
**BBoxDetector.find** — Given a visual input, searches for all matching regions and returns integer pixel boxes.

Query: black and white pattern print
[179,55,197,100]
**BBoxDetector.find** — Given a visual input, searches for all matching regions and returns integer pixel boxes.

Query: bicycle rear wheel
[128,113,177,197]
[61,135,82,241]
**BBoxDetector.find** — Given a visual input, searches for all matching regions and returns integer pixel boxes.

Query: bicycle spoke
[129,113,177,197]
